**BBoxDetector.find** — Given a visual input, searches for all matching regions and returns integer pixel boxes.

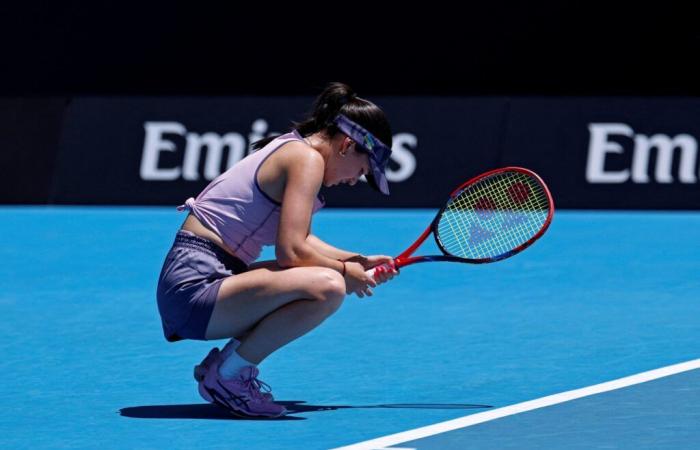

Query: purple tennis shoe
[194,347,274,402]
[201,354,286,418]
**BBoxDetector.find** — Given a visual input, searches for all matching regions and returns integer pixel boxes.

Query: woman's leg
[204,265,346,363]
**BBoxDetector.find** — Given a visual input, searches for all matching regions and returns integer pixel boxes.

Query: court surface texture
[1,207,698,449]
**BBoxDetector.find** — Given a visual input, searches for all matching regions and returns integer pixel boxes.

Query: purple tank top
[177,130,325,265]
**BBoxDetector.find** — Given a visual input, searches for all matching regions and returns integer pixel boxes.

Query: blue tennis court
[1,207,698,449]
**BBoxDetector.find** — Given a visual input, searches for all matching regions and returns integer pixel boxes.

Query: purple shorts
[156,230,248,342]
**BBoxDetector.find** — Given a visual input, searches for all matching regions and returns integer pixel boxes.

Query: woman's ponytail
[251,82,391,152]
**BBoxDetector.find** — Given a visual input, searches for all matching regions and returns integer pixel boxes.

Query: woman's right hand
[343,261,377,298]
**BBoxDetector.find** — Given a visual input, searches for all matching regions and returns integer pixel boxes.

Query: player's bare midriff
[177,143,299,262]
[180,213,240,259]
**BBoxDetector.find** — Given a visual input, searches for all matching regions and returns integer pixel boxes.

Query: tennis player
[156,82,398,418]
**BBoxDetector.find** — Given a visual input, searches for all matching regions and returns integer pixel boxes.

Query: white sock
[220,338,240,359]
[219,349,255,379]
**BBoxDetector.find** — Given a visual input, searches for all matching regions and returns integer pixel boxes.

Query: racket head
[431,167,554,263]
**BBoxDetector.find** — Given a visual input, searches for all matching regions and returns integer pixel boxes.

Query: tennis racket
[368,167,554,277]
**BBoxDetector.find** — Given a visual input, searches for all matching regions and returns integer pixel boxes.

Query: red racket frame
[390,166,555,270]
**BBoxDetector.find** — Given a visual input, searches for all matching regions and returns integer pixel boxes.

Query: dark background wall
[1,3,699,208]
[1,3,698,96]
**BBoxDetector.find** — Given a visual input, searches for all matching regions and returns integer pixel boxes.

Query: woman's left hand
[349,254,398,285]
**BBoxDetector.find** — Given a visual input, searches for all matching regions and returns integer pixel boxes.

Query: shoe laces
[241,374,272,401]
[252,377,272,395]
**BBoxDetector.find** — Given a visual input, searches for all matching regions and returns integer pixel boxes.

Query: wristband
[338,259,346,276]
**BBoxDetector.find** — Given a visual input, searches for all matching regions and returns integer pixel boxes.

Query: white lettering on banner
[387,133,417,182]
[632,134,697,183]
[586,123,632,183]
[140,119,418,183]
[141,121,262,181]
[141,122,186,180]
[183,132,246,181]
[248,119,269,151]
[586,123,699,184]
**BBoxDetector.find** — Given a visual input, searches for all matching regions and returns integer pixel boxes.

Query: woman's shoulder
[274,140,325,173]
[257,139,324,200]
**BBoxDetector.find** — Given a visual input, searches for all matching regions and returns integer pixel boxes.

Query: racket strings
[441,173,548,257]
[445,175,548,257]
[437,171,550,259]
[477,174,548,252]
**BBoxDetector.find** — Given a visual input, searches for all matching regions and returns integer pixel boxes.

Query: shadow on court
[120,401,492,421]
[119,404,305,421]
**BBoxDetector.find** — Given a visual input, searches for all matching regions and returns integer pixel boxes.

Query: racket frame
[394,166,554,269]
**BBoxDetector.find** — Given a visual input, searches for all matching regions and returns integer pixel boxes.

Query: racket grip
[365,263,395,279]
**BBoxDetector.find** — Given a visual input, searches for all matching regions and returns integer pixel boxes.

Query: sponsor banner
[50,96,700,209]
[52,97,506,207]
[500,98,700,209]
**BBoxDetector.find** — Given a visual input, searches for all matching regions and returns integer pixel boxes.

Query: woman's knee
[307,268,346,305]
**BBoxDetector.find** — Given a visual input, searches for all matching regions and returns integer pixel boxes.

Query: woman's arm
[273,143,391,293]
[306,233,397,279]
[274,144,345,273]
[305,234,359,261]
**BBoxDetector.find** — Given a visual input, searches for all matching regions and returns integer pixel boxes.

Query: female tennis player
[156,82,398,418]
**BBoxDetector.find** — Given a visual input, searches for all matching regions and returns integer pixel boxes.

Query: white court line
[332,358,700,450]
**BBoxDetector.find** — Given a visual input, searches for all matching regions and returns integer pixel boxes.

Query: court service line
[331,358,700,450]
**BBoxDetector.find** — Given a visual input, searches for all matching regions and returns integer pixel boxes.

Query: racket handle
[365,263,395,279]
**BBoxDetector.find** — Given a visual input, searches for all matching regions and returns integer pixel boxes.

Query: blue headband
[332,114,392,195]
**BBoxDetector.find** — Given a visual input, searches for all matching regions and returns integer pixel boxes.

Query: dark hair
[251,82,392,151]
